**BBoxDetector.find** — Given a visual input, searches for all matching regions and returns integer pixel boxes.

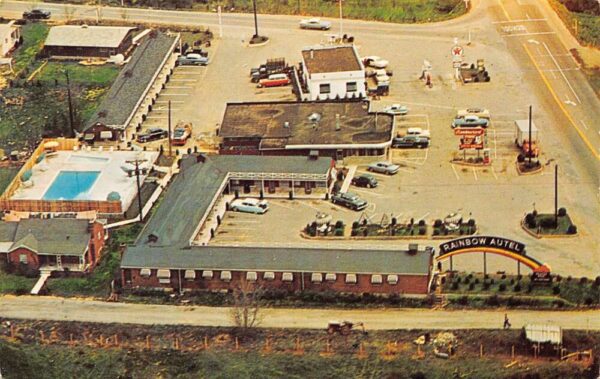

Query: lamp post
[126,157,148,222]
[339,0,343,38]
[64,70,75,138]
[252,0,259,38]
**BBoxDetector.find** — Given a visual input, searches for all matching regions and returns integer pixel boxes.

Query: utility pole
[339,0,343,37]
[554,164,558,228]
[168,100,172,157]
[252,0,259,38]
[65,70,75,138]
[528,105,532,166]
[127,157,147,222]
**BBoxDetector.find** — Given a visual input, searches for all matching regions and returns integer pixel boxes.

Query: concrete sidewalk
[1,296,600,331]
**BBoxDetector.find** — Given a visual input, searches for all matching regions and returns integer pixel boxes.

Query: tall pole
[554,164,558,228]
[135,160,143,222]
[168,100,172,157]
[65,70,75,138]
[528,105,532,166]
[252,0,259,38]
[217,5,223,38]
[339,0,343,37]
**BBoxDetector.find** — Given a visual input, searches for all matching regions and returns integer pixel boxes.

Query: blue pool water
[43,171,100,200]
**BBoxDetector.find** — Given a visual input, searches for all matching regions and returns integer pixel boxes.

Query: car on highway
[230,198,269,214]
[351,174,378,188]
[451,115,489,129]
[299,18,332,30]
[456,108,491,120]
[331,192,368,211]
[137,128,168,143]
[405,127,431,139]
[22,9,51,19]
[367,161,400,175]
[392,135,430,149]
[177,53,209,66]
[383,104,409,116]
[363,56,389,69]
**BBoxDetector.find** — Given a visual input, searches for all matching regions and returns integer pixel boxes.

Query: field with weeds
[0,166,19,194]
[0,321,597,378]
[551,0,600,47]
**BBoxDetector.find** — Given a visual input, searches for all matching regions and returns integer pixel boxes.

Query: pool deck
[11,150,159,211]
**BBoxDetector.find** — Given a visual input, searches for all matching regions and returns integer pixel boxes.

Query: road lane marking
[543,42,581,104]
[527,39,540,45]
[491,166,499,180]
[472,168,478,181]
[451,164,460,181]
[497,0,512,21]
[166,86,192,89]
[580,120,589,130]
[156,100,184,104]
[158,93,189,96]
[503,31,556,37]
[493,18,547,24]
[523,43,599,159]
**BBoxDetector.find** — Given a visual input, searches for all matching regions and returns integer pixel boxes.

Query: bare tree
[229,279,264,329]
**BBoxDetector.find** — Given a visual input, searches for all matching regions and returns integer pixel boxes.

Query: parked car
[230,198,269,214]
[351,174,378,188]
[177,53,209,66]
[456,108,491,120]
[383,104,409,116]
[392,135,430,149]
[22,9,51,19]
[299,18,332,30]
[405,127,431,139]
[171,123,192,146]
[363,56,389,69]
[257,73,291,88]
[137,128,168,143]
[367,161,400,175]
[185,48,208,57]
[331,192,368,211]
[451,115,489,128]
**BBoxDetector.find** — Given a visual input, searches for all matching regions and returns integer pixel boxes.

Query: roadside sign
[451,45,464,57]
[454,127,485,136]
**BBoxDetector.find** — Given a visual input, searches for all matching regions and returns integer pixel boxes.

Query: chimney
[335,114,340,131]
[310,49,314,59]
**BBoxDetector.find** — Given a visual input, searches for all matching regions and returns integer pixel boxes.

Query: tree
[229,279,264,329]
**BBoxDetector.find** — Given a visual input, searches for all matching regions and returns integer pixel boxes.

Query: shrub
[517,153,525,163]
[433,219,442,227]
[526,284,533,293]
[335,220,344,229]
[584,297,594,306]
[501,274,507,280]
[552,285,560,295]
[391,217,397,226]
[457,295,469,305]
[567,276,572,282]
[464,277,470,284]
[539,217,556,229]
[352,221,359,230]
[513,283,521,292]
[553,300,565,308]
[419,226,426,235]
[468,282,475,291]
[485,294,500,306]
[509,278,514,285]
[455,277,461,284]
[432,229,439,236]
[451,282,459,290]
[558,207,567,217]
[498,283,506,292]
[579,277,588,285]
[556,275,562,282]
[350,230,357,236]
[483,282,491,290]
[594,276,600,287]
[567,225,577,234]
[467,219,476,227]
[524,213,535,225]
[334,228,344,236]
[474,278,480,284]
[418,219,426,226]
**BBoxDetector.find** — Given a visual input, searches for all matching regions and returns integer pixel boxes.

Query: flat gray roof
[122,245,433,275]
[45,25,134,48]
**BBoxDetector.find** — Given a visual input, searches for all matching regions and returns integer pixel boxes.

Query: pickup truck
[331,192,368,211]
[451,115,489,129]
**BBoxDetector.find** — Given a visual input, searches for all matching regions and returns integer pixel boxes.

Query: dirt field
[0,319,597,378]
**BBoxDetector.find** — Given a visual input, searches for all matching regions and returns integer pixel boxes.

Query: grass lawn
[0,270,37,294]
[46,223,142,297]
[12,23,48,74]
[0,166,19,194]
[523,213,576,235]
[550,0,600,47]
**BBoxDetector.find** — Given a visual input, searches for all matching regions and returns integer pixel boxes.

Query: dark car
[351,174,378,188]
[22,9,51,20]
[331,192,368,211]
[392,135,430,149]
[137,128,168,143]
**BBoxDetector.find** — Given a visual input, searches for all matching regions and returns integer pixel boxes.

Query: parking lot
[131,19,598,277]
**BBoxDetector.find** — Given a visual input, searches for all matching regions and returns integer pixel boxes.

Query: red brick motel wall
[6,248,40,271]
[87,221,106,270]
[123,269,429,295]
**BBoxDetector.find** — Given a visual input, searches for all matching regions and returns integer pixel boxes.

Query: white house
[299,45,366,101]
[0,21,21,57]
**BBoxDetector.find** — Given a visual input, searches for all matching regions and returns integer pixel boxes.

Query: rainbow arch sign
[437,236,550,273]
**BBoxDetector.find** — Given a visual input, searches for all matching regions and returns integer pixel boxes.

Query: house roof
[0,218,92,256]
[219,100,394,148]
[85,31,178,130]
[301,45,362,74]
[45,25,135,48]
[135,154,332,249]
[122,245,433,275]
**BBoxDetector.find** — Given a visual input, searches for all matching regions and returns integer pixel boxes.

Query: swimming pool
[43,171,100,200]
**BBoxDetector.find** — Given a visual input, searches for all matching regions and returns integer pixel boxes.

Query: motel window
[319,84,331,94]
[263,272,275,281]
[202,270,213,279]
[157,269,171,284]
[325,273,337,282]
[246,271,258,282]
[371,274,383,285]
[282,272,294,282]
[346,82,357,92]
[184,270,196,280]
[19,254,28,264]
[387,275,399,285]
[140,268,151,278]
[220,271,232,282]
[311,273,323,283]
[345,274,357,284]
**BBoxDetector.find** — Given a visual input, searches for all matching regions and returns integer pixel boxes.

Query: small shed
[525,324,562,345]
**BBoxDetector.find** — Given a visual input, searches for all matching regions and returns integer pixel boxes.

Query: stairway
[340,165,357,193]
[432,274,448,309]
[30,270,52,295]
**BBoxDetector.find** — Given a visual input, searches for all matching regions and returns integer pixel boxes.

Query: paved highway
[2,295,600,330]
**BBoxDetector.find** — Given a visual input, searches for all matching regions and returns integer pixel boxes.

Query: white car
[456,108,491,120]
[299,18,332,30]
[367,161,400,175]
[363,56,389,69]
[230,198,269,214]
[405,127,430,139]
[383,104,409,116]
